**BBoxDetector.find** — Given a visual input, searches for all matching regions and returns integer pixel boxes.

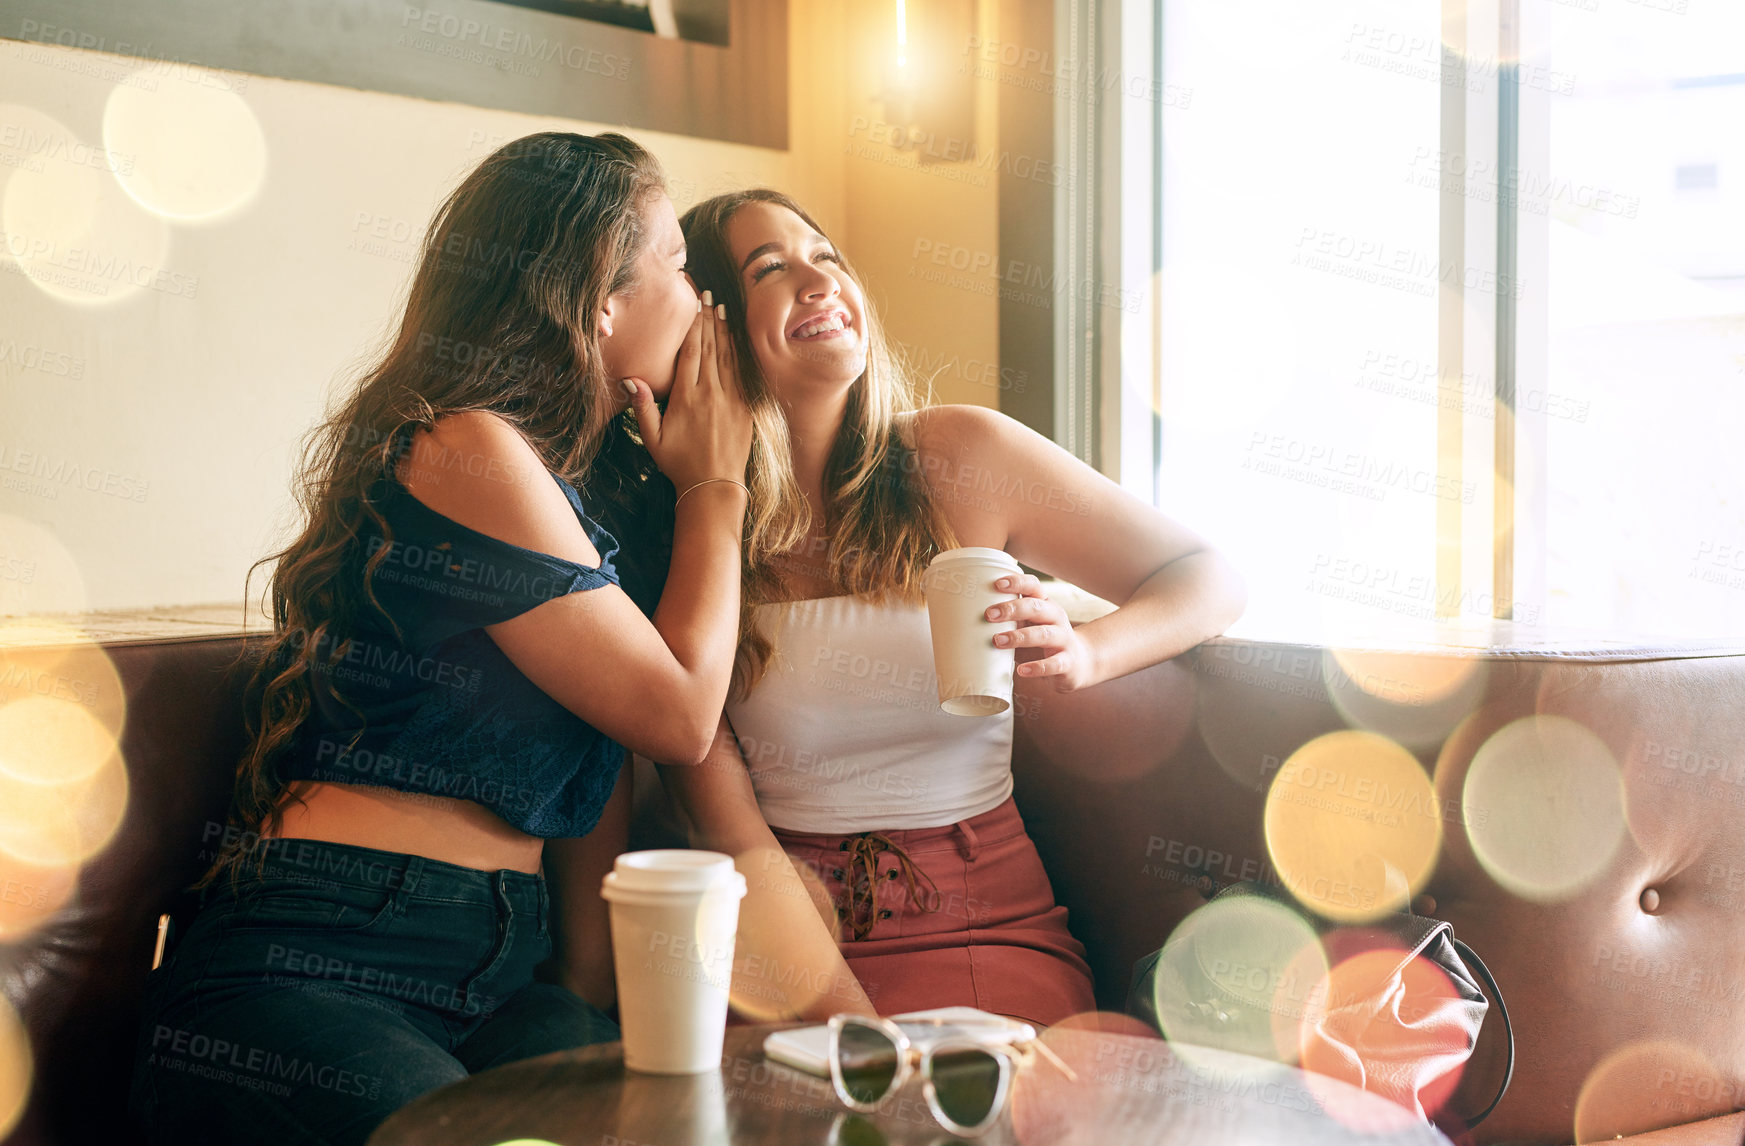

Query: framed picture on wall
[478,0,729,46]
[0,0,783,147]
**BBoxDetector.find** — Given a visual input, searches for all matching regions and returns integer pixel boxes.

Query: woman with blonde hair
[661,189,1246,1024]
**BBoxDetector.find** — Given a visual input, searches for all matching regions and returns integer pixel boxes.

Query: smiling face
[597,191,697,400]
[725,200,868,402]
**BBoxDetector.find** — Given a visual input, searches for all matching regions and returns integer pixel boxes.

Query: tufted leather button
[1411,893,1438,917]
[879,909,893,919]
[886,869,898,881]
[839,840,850,851]
[831,869,844,881]
[1640,887,1661,914]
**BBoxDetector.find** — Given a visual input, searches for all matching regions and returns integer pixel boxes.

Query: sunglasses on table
[825,1014,1078,1138]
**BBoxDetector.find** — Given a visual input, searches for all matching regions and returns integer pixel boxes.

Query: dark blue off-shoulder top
[275,424,638,838]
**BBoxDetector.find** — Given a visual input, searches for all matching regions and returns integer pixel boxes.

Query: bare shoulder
[396,410,600,565]
[399,410,541,484]
[906,403,1021,460]
[900,405,1025,545]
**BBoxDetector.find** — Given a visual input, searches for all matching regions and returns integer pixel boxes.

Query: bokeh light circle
[1328,649,1477,708]
[1264,730,1444,922]
[1045,1010,1159,1039]
[0,516,91,617]
[0,992,30,1139]
[1194,644,1344,793]
[1574,1040,1729,1142]
[1462,715,1625,902]
[1324,649,1488,753]
[727,845,841,1022]
[0,107,171,306]
[0,624,125,941]
[0,752,129,867]
[0,623,128,740]
[103,72,268,220]
[0,696,119,785]
[1146,891,1328,1070]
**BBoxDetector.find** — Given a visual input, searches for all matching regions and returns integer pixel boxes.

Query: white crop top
[723,594,1015,833]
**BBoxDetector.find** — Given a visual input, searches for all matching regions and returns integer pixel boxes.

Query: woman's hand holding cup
[987,573,1096,691]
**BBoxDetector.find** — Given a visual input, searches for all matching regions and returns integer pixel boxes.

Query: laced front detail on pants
[838,832,943,942]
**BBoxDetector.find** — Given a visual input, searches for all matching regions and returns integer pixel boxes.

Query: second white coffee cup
[601,849,747,1074]
[920,546,1023,716]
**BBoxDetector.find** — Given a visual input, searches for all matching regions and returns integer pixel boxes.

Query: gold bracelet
[674,477,749,509]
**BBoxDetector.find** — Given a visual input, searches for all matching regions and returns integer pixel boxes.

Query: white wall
[0,7,853,616]
[0,0,1014,619]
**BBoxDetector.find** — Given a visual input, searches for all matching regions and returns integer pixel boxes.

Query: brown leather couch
[3,635,250,1146]
[4,628,1744,1145]
[1004,630,1745,1146]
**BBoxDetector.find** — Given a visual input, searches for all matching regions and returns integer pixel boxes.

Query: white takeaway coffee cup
[600,850,747,1074]
[920,546,1023,716]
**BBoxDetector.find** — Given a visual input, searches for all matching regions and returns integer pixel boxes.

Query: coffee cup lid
[927,546,1020,570]
[604,849,740,894]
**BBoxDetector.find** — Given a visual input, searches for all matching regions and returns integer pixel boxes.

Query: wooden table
[368,1024,1453,1146]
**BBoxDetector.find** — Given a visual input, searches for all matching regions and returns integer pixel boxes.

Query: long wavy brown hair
[199,131,667,892]
[678,190,958,700]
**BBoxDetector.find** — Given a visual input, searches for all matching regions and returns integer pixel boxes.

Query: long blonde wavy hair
[199,132,668,892]
[678,190,959,700]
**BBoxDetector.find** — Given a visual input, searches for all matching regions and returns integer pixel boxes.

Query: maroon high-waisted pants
[771,796,1096,1027]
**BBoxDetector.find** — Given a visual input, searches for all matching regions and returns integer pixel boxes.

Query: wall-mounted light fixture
[869,0,977,164]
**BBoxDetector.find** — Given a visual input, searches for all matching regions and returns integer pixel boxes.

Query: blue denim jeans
[127,838,616,1146]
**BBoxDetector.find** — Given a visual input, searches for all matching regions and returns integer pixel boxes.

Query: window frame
[1069,0,1551,629]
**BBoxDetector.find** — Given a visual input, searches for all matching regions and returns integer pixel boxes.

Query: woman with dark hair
[128,132,751,1146]
[659,189,1246,1025]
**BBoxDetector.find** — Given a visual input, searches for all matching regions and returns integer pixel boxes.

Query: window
[1130,0,1745,641]
[1531,0,1745,638]
[1154,0,1449,640]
